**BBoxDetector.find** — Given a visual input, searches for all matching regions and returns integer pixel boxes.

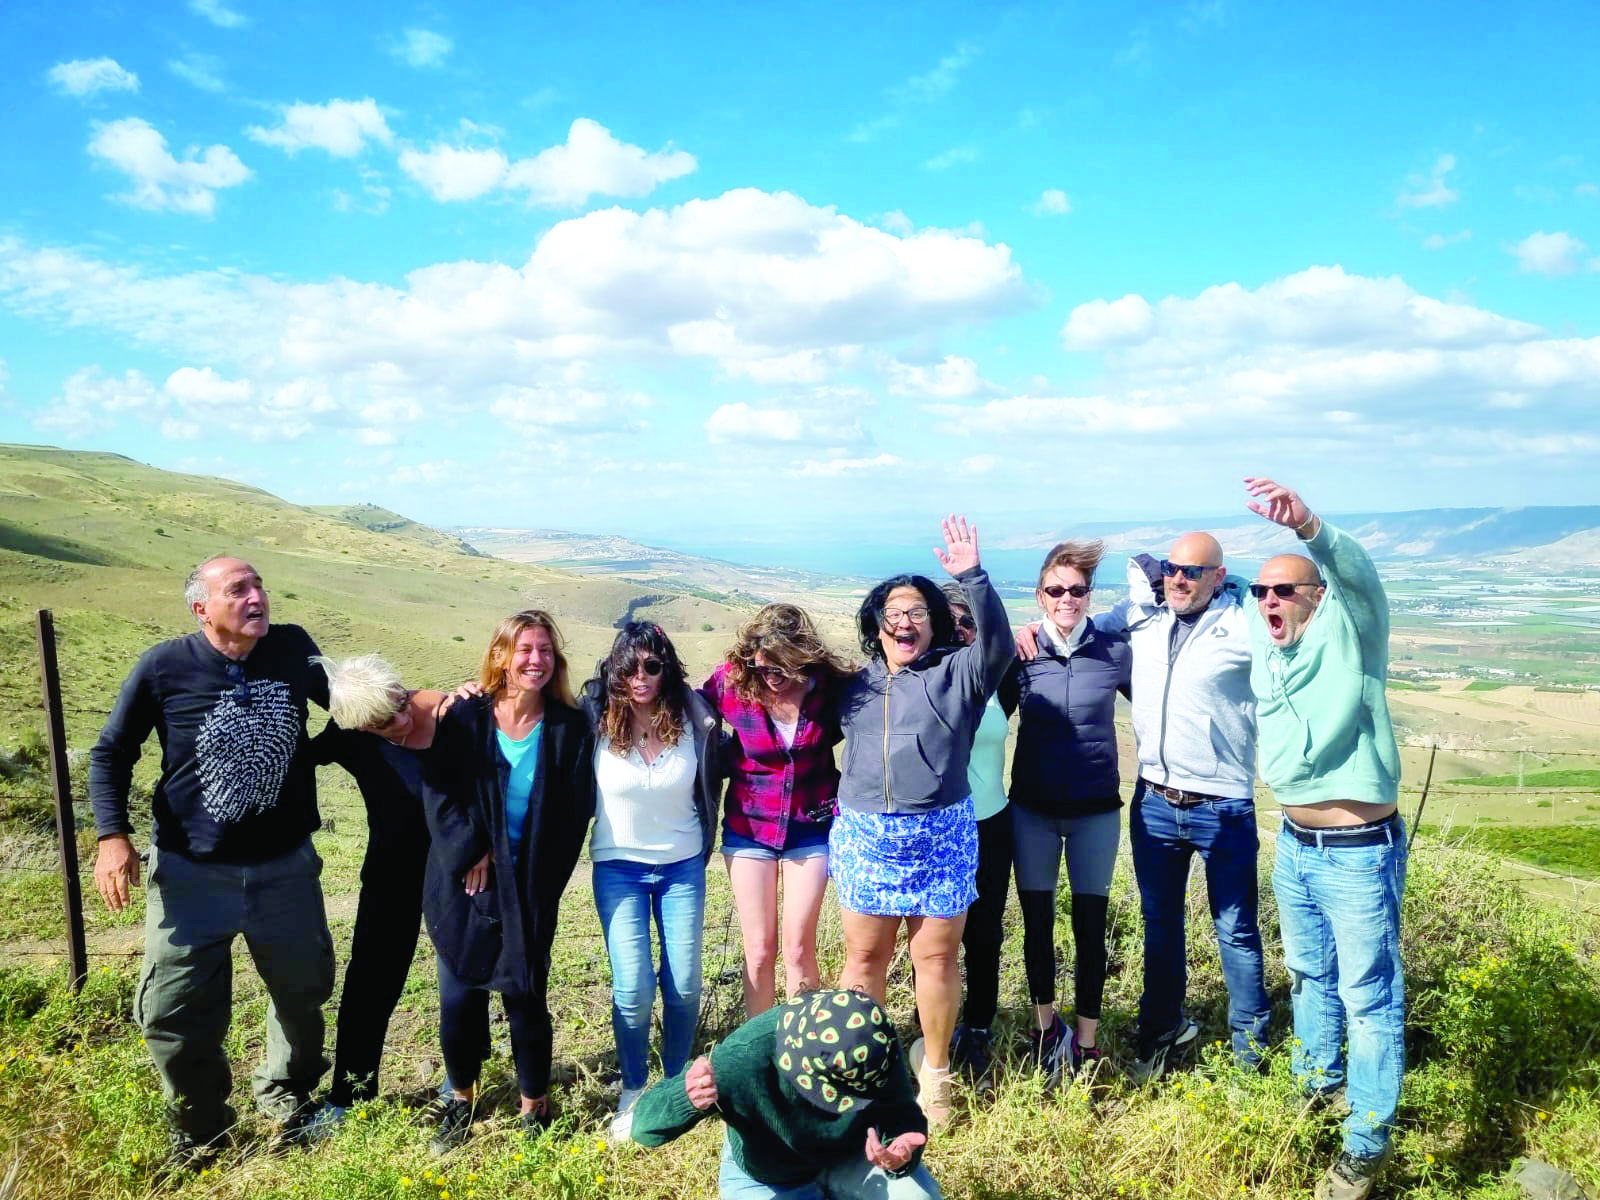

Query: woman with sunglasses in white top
[580,621,724,1142]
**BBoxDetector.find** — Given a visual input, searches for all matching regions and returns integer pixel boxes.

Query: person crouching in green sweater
[1243,477,1404,1200]
[630,988,941,1200]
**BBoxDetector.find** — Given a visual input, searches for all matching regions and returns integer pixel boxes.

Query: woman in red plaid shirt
[700,605,854,1017]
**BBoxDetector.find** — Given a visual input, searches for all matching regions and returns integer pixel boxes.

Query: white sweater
[590,738,702,864]
[1097,559,1257,799]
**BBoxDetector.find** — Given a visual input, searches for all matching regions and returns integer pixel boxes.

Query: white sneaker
[609,1087,645,1144]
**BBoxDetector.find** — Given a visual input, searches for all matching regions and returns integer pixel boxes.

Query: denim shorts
[720,822,831,862]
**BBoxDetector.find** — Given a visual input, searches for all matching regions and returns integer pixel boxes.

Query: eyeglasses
[954,615,976,632]
[1249,582,1321,599]
[223,660,251,706]
[1041,584,1092,599]
[881,607,930,626]
[633,658,664,677]
[749,664,801,686]
[1161,561,1217,581]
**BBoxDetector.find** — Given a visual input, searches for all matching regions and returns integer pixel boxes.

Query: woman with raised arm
[999,540,1131,1090]
[831,516,1013,1128]
[582,621,724,1143]
[420,611,595,1155]
[700,605,852,1018]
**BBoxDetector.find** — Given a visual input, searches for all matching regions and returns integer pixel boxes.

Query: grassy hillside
[0,444,755,757]
[311,503,484,558]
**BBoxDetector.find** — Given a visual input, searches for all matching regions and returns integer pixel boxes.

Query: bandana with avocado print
[773,989,898,1114]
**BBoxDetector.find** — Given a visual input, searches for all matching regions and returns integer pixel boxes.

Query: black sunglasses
[1161,561,1216,581]
[1249,582,1322,599]
[954,615,977,631]
[223,660,252,706]
[1041,584,1091,599]
[633,658,664,677]
[750,663,801,685]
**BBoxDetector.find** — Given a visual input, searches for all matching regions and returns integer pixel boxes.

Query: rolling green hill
[0,444,751,753]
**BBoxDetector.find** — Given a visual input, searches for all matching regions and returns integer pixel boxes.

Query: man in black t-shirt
[90,556,334,1160]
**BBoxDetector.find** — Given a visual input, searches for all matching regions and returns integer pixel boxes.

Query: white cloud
[1029,188,1071,216]
[395,29,452,67]
[789,453,902,478]
[961,453,998,474]
[1397,153,1459,209]
[924,146,978,171]
[503,118,696,207]
[1061,294,1155,348]
[705,399,866,446]
[399,119,694,206]
[1423,230,1472,251]
[87,118,252,216]
[34,367,164,437]
[190,0,247,28]
[490,384,648,433]
[333,166,392,215]
[168,54,225,92]
[851,42,978,142]
[248,99,394,157]
[48,58,138,97]
[1510,231,1589,276]
[887,355,990,398]
[398,144,509,201]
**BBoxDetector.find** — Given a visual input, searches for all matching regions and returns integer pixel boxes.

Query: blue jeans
[1273,818,1407,1158]
[1130,784,1270,1064]
[593,855,707,1090]
[718,1134,942,1200]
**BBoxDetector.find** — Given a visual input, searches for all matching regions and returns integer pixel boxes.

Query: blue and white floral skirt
[828,796,977,918]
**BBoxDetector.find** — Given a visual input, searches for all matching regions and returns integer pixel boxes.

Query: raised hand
[933,514,980,577]
[685,1055,718,1110]
[865,1127,927,1170]
[1244,477,1314,532]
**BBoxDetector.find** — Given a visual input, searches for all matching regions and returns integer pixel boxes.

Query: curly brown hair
[596,622,689,755]
[723,604,854,708]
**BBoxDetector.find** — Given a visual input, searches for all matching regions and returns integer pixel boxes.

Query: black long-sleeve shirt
[89,624,328,863]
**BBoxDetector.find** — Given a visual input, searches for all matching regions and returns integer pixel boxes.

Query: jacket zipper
[1156,609,1206,783]
[881,675,893,813]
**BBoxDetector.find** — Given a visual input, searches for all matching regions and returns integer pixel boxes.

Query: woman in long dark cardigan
[421,610,594,1154]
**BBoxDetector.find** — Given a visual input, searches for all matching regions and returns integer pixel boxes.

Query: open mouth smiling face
[877,585,933,670]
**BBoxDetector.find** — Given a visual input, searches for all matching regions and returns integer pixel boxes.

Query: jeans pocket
[1320,840,1390,876]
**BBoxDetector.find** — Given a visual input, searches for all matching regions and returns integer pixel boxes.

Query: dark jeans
[137,839,334,1138]
[1130,782,1270,1062]
[328,824,428,1107]
[436,951,555,1101]
[960,809,1013,1029]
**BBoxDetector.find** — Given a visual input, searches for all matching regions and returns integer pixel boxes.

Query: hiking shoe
[915,1056,954,1130]
[300,1101,348,1145]
[950,1024,993,1080]
[608,1086,644,1145]
[1314,1147,1392,1200]
[1127,1016,1199,1086]
[1069,1033,1105,1080]
[428,1097,474,1157]
[166,1124,229,1173]
[1029,1014,1071,1087]
[268,1098,319,1154]
[519,1096,556,1135]
[1291,1084,1352,1120]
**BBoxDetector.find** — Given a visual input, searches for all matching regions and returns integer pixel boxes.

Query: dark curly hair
[855,575,958,660]
[592,621,691,754]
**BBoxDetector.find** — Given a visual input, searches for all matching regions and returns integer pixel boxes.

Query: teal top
[1248,521,1400,808]
[496,721,542,861]
[967,694,1010,821]
[631,1005,926,1187]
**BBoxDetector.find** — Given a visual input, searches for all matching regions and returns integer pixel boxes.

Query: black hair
[591,621,691,752]
[855,574,959,660]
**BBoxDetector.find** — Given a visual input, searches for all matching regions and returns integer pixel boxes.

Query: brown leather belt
[1144,780,1230,808]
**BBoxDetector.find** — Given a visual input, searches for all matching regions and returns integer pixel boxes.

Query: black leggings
[960,809,1014,1030]
[437,952,554,1100]
[1019,890,1110,1020]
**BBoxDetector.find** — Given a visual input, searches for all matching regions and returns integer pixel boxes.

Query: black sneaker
[1314,1147,1392,1200]
[428,1097,475,1157]
[519,1096,556,1135]
[950,1024,993,1079]
[1029,1014,1071,1087]
[1127,1016,1199,1086]
[1069,1033,1105,1079]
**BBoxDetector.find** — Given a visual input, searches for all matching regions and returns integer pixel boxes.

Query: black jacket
[1000,618,1132,817]
[420,695,594,992]
[580,680,724,865]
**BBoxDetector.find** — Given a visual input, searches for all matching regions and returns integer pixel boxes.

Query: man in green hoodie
[1244,478,1405,1200]
[630,988,939,1199]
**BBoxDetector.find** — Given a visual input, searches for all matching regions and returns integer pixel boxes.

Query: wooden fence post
[35,610,89,992]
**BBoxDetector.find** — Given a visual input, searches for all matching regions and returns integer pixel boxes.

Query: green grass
[1419,823,1600,879]
[1445,770,1600,790]
[1463,680,1510,691]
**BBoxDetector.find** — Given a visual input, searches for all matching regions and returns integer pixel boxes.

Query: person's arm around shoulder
[88,655,161,912]
[631,1053,717,1146]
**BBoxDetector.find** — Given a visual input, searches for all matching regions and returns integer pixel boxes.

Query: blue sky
[2,0,1597,549]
